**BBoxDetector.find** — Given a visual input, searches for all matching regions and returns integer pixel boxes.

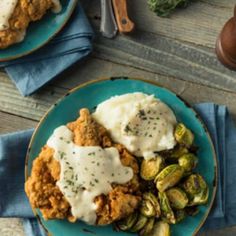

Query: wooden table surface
[1,0,236,235]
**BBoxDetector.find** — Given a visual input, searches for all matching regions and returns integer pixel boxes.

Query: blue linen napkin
[0,3,94,96]
[0,103,236,236]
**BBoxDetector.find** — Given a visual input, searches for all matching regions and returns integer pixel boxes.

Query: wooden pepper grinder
[216,6,236,69]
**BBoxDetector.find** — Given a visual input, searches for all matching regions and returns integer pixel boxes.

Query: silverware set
[100,0,134,38]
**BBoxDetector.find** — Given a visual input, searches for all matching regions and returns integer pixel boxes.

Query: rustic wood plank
[0,218,25,236]
[84,0,236,92]
[0,111,37,134]
[86,0,235,48]
[92,31,236,92]
[1,57,236,122]
[201,0,233,8]
[0,72,65,120]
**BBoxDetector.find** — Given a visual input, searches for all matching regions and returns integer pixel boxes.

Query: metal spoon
[100,0,118,38]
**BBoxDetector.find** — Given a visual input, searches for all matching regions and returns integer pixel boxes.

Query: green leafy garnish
[148,0,195,17]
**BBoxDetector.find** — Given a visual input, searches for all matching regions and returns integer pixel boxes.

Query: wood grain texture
[87,0,235,48]
[0,219,25,236]
[93,31,236,92]
[86,0,236,92]
[0,111,37,134]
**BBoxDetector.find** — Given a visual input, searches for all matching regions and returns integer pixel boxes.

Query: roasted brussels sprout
[174,123,194,148]
[140,192,161,218]
[178,153,198,172]
[182,174,206,196]
[141,156,165,180]
[185,206,199,216]
[148,221,171,236]
[155,164,184,192]
[182,174,209,205]
[158,192,176,224]
[139,217,155,236]
[166,187,188,209]
[131,214,148,232]
[116,212,138,231]
[169,145,189,160]
[189,185,209,206]
[175,209,186,223]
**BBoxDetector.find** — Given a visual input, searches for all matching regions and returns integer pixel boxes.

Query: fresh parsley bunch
[148,0,194,17]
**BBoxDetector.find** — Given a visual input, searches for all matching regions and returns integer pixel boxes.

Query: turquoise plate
[0,0,77,62]
[25,77,217,236]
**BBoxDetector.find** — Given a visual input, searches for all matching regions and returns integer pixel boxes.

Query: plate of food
[25,77,217,236]
[0,0,77,61]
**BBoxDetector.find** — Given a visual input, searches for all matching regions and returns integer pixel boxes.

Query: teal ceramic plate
[25,77,217,236]
[0,0,77,62]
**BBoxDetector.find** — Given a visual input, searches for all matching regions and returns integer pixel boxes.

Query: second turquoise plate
[25,77,217,236]
[0,0,77,61]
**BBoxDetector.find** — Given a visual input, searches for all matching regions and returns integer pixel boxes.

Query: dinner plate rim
[0,0,77,62]
[25,77,218,236]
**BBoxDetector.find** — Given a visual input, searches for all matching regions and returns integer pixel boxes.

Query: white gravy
[0,0,18,31]
[93,93,177,160]
[47,125,133,225]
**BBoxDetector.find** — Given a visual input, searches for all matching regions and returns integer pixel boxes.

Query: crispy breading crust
[0,0,54,49]
[25,109,141,225]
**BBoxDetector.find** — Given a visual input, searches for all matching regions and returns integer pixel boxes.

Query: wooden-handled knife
[112,0,134,33]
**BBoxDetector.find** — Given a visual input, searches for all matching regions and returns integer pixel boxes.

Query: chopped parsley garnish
[124,124,132,133]
[88,152,95,156]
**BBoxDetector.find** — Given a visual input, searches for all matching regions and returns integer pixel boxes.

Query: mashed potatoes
[93,93,177,160]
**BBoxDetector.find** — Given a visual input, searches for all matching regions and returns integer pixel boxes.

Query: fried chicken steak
[25,109,141,225]
[0,0,59,49]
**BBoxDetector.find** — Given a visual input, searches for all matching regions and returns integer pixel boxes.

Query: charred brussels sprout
[139,217,155,236]
[182,174,207,196]
[178,153,198,172]
[182,174,209,205]
[158,192,176,224]
[169,145,189,160]
[175,209,186,223]
[131,214,148,232]
[148,221,171,236]
[116,211,138,231]
[190,186,209,206]
[155,164,184,192]
[166,187,189,209]
[140,192,161,218]
[174,123,194,148]
[185,206,199,216]
[141,156,165,180]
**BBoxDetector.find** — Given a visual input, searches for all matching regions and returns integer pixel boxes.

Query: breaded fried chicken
[0,0,56,49]
[25,109,141,224]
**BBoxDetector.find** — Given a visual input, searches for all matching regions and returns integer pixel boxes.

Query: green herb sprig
[148,0,194,17]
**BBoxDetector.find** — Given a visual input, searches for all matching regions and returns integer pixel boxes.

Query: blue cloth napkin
[0,3,94,96]
[0,103,236,236]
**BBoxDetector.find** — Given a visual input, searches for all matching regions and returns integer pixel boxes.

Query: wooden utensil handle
[112,0,134,33]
